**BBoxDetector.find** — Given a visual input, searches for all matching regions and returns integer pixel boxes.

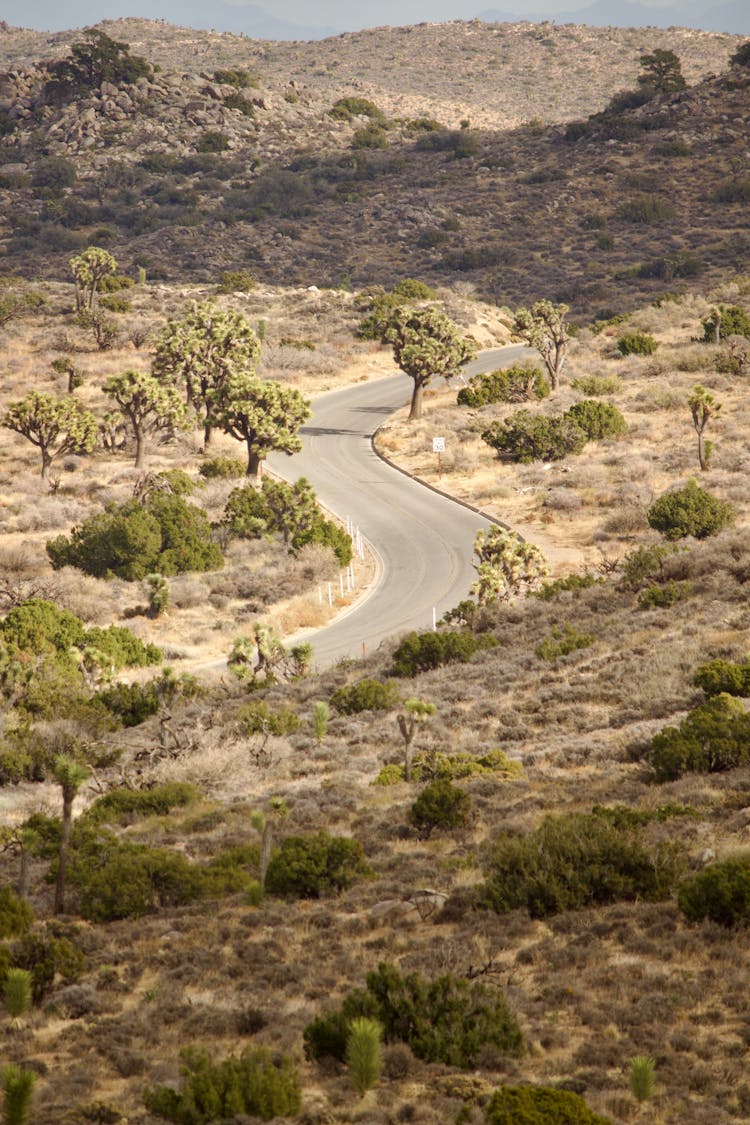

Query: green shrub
[390,278,437,300]
[482,812,681,918]
[95,680,159,727]
[570,373,622,396]
[13,932,85,1002]
[457,365,550,407]
[374,747,523,785]
[617,196,675,223]
[330,678,401,714]
[391,630,496,677]
[198,455,246,480]
[693,659,750,698]
[534,573,601,600]
[217,270,255,293]
[264,833,372,898]
[197,130,230,153]
[84,782,200,826]
[364,963,523,1066]
[84,625,162,669]
[346,1017,382,1094]
[715,179,750,203]
[1,599,85,655]
[410,778,472,835]
[144,1045,301,1122]
[700,304,750,342]
[1,1064,36,1125]
[565,399,627,440]
[647,479,735,540]
[330,96,386,123]
[47,496,223,579]
[618,543,671,591]
[535,624,595,661]
[485,1085,612,1124]
[637,580,691,609]
[677,854,750,926]
[0,888,33,939]
[617,331,658,356]
[481,411,587,463]
[352,124,387,149]
[236,701,300,737]
[648,693,750,781]
[214,67,257,87]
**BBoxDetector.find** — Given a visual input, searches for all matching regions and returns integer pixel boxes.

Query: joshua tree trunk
[408,379,426,421]
[246,447,262,484]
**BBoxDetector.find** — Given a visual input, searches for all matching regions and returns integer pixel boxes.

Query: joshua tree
[69,245,117,310]
[2,392,97,480]
[104,369,189,468]
[688,384,721,471]
[385,306,475,420]
[53,756,91,914]
[397,698,436,781]
[512,300,570,390]
[213,374,311,482]
[472,526,549,604]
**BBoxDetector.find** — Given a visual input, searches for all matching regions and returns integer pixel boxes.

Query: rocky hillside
[0,20,747,315]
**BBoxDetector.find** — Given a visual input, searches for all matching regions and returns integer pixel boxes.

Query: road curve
[267,345,530,670]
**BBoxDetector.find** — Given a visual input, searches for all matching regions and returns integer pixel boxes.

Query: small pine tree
[346,1017,383,1094]
[1,1065,36,1125]
[3,968,32,1022]
[629,1055,656,1103]
[312,701,329,744]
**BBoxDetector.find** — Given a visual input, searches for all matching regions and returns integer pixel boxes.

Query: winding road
[267,345,530,670]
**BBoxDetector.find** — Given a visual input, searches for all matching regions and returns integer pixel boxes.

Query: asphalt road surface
[267,344,531,670]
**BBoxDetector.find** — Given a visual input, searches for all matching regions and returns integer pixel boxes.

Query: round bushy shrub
[390,278,436,300]
[617,331,658,356]
[565,399,627,440]
[648,693,750,781]
[677,854,750,926]
[693,659,750,698]
[47,496,223,579]
[647,479,736,540]
[481,411,587,463]
[410,778,472,835]
[457,365,550,407]
[391,630,496,677]
[264,833,372,898]
[198,455,246,479]
[330,678,401,714]
[482,812,681,918]
[485,1085,612,1124]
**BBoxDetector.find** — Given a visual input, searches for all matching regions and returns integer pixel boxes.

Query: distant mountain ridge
[0,1,338,39]
[479,0,749,34]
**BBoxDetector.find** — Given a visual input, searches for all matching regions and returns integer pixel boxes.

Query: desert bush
[330,96,386,123]
[306,963,523,1068]
[198,455,246,480]
[0,888,33,939]
[457,365,550,407]
[677,854,750,926]
[647,480,736,540]
[224,478,352,564]
[617,196,675,223]
[391,630,497,677]
[84,625,161,669]
[534,573,601,600]
[215,269,255,293]
[648,693,750,781]
[352,124,387,149]
[618,543,671,590]
[701,304,750,342]
[482,812,681,918]
[12,931,85,1002]
[391,278,437,300]
[95,680,159,727]
[617,331,658,356]
[374,747,523,785]
[485,1086,612,1124]
[534,623,595,661]
[84,782,200,826]
[330,678,401,714]
[410,778,472,835]
[693,659,750,698]
[482,411,587,463]
[264,833,372,898]
[236,700,300,737]
[715,179,750,203]
[637,580,691,608]
[565,399,627,440]
[570,373,622,396]
[47,496,223,579]
[144,1045,301,1122]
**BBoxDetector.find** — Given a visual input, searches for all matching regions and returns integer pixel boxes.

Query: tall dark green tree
[637,49,686,95]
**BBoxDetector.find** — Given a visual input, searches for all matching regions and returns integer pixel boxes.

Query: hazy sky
[2,0,746,34]
[2,0,742,33]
